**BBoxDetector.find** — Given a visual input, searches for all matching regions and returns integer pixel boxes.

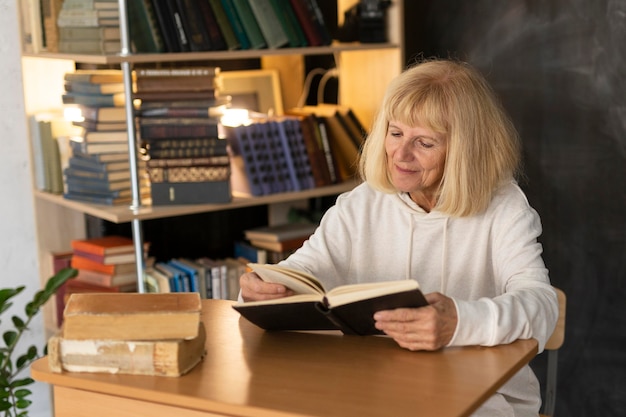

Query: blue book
[155,262,183,292]
[233,125,264,196]
[255,122,285,194]
[285,118,316,189]
[273,119,300,191]
[168,259,200,294]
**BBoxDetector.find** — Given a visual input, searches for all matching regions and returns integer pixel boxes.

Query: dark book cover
[149,0,181,52]
[233,288,428,335]
[175,0,213,51]
[208,0,241,50]
[150,180,232,205]
[220,0,251,49]
[197,0,228,50]
[127,0,165,53]
[139,118,220,139]
[230,0,267,49]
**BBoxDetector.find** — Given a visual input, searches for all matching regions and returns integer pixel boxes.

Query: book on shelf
[234,240,268,264]
[40,0,64,52]
[71,254,137,275]
[76,105,127,123]
[150,180,232,205]
[197,0,228,50]
[283,117,317,189]
[247,0,290,49]
[68,137,128,154]
[64,69,124,84]
[167,259,201,293]
[73,119,126,131]
[133,89,218,102]
[219,0,251,49]
[231,0,267,49]
[147,0,181,52]
[146,155,230,168]
[138,117,220,139]
[269,0,308,47]
[74,129,128,143]
[58,25,121,41]
[58,38,121,54]
[71,249,145,265]
[288,0,325,46]
[147,165,231,183]
[64,80,125,95]
[221,257,246,300]
[74,267,141,287]
[62,91,125,107]
[175,0,213,51]
[70,235,145,255]
[233,263,429,335]
[47,321,206,377]
[207,0,240,50]
[144,266,172,293]
[68,149,129,163]
[195,257,226,300]
[68,155,131,172]
[134,67,221,93]
[127,0,165,53]
[155,262,190,292]
[161,0,191,51]
[169,258,208,298]
[244,222,318,242]
[62,292,202,340]
[63,166,130,182]
[249,234,309,253]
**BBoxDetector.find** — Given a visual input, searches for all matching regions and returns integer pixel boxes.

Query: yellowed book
[48,322,206,377]
[62,292,201,340]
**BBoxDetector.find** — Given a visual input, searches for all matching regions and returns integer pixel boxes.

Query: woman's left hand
[373,292,458,351]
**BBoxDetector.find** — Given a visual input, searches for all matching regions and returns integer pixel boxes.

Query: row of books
[129,0,333,53]
[134,67,233,205]
[228,105,366,197]
[22,0,334,54]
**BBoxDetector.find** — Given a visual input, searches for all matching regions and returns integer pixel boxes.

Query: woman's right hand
[239,271,295,302]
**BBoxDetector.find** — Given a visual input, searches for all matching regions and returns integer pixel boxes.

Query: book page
[248,263,325,295]
[325,280,420,308]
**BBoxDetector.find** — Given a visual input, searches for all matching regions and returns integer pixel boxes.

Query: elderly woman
[240,59,558,416]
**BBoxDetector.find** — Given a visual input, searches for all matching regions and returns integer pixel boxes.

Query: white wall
[0,1,52,416]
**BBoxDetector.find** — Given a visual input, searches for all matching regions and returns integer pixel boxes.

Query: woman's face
[385,120,447,210]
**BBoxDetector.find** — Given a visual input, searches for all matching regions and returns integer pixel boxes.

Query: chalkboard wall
[404,1,626,415]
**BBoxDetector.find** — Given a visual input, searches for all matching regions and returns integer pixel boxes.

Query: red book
[72,249,140,265]
[70,235,137,256]
[71,254,137,275]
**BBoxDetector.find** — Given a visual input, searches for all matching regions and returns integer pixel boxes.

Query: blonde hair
[359,59,521,217]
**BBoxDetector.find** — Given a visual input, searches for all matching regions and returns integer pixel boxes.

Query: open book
[233,263,428,335]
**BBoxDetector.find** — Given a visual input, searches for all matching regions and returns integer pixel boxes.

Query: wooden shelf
[23,42,399,65]
[34,181,359,224]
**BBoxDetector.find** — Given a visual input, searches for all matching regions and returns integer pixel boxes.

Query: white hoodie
[280,181,558,417]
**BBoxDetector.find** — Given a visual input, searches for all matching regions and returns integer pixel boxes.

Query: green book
[208,0,241,50]
[231,0,267,49]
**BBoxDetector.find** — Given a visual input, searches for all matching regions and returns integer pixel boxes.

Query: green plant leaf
[2,331,17,348]
[11,316,25,331]
[10,377,34,388]
[16,398,32,409]
[0,399,11,411]
[0,287,24,305]
[13,389,31,399]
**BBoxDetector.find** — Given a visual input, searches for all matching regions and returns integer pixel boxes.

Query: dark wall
[404,1,626,416]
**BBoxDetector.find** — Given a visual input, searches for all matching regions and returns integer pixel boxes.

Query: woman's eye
[390,131,402,138]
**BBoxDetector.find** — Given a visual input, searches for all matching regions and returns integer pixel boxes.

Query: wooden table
[32,299,538,417]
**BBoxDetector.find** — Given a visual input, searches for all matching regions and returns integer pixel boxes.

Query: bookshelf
[22,0,404,323]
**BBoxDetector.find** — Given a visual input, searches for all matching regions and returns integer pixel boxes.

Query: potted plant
[0,267,77,417]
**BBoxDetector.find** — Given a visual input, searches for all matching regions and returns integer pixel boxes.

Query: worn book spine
[142,136,225,149]
[147,165,231,183]
[288,0,322,46]
[139,120,219,139]
[133,89,217,102]
[269,0,308,47]
[274,119,301,191]
[47,323,206,377]
[148,0,180,52]
[232,125,264,196]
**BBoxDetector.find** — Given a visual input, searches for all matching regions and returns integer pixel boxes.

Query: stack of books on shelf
[227,104,366,197]
[240,222,317,263]
[134,67,232,205]
[61,69,150,205]
[147,257,245,301]
[56,0,121,54]
[48,292,206,377]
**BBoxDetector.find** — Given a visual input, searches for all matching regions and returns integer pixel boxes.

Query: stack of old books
[48,292,205,376]
[133,66,232,205]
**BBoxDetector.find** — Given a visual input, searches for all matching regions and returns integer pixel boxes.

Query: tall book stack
[56,0,121,54]
[62,69,149,205]
[48,293,206,377]
[134,67,232,205]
